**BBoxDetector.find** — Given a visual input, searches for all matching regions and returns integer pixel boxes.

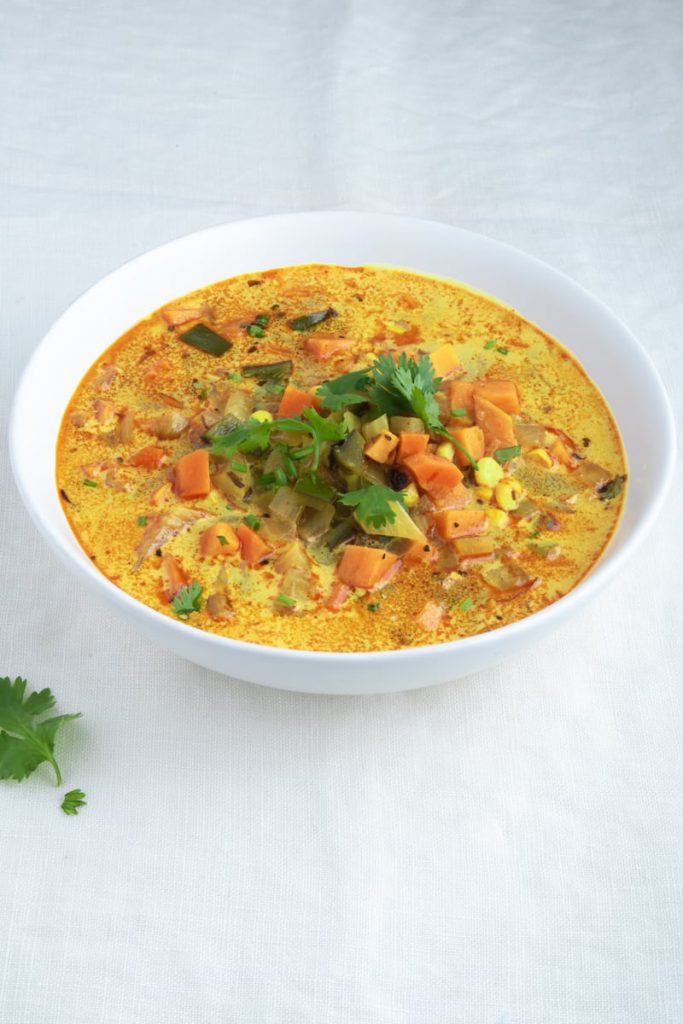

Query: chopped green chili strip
[288,308,337,331]
[83,479,97,488]
[180,323,232,356]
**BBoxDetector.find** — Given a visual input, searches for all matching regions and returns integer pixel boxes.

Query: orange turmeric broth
[56,264,626,652]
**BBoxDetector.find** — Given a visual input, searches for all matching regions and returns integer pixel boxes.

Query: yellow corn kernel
[474,456,504,488]
[486,508,509,529]
[401,482,420,508]
[475,485,493,501]
[435,441,455,461]
[251,409,273,423]
[494,479,522,512]
[528,447,553,469]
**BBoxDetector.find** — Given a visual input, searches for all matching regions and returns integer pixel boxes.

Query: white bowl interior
[10,213,676,693]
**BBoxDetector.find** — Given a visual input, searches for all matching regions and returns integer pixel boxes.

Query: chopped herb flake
[244,514,261,531]
[247,325,265,339]
[170,582,203,618]
[450,407,467,417]
[459,597,474,612]
[494,445,521,463]
[497,346,508,355]
[367,603,380,612]
[277,594,297,607]
[83,479,97,488]
[137,515,148,526]
[484,339,496,350]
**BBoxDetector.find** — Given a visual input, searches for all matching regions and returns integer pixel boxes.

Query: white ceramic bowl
[10,213,676,694]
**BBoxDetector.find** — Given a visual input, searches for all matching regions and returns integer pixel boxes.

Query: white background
[1,1,682,1021]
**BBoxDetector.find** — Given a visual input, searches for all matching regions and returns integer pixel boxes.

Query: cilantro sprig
[170,582,203,618]
[0,676,81,786]
[338,484,405,529]
[316,369,371,412]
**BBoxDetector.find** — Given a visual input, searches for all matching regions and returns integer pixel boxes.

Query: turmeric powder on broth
[56,264,626,652]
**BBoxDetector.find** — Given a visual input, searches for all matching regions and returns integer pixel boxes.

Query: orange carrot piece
[199,523,240,558]
[450,426,485,468]
[401,538,437,563]
[429,344,462,380]
[364,430,399,464]
[403,452,464,499]
[396,431,429,463]
[432,481,471,510]
[174,448,211,499]
[550,438,573,467]
[235,523,271,565]
[160,554,187,600]
[448,380,475,420]
[304,335,354,360]
[162,307,204,326]
[129,445,167,469]
[336,545,399,589]
[473,379,520,414]
[277,385,322,418]
[433,508,488,540]
[473,395,516,454]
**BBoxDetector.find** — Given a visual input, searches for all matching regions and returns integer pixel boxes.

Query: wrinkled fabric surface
[1,1,682,1022]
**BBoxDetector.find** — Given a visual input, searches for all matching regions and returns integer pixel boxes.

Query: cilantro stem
[435,425,478,470]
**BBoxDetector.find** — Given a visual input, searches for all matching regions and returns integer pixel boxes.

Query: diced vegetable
[428,344,462,380]
[174,449,211,499]
[494,479,523,512]
[242,360,292,382]
[160,554,187,600]
[212,467,250,506]
[450,426,484,468]
[288,308,337,331]
[549,438,573,467]
[396,431,429,463]
[403,452,464,499]
[473,394,516,453]
[235,523,271,565]
[199,523,239,558]
[360,501,426,542]
[180,324,232,356]
[334,430,366,472]
[400,538,437,563]
[129,445,167,469]
[325,582,351,610]
[481,562,534,593]
[453,536,495,558]
[304,336,353,360]
[448,380,475,420]
[433,509,488,540]
[336,545,399,589]
[364,430,399,464]
[389,416,425,434]
[473,380,520,414]
[277,385,321,418]
[572,461,613,488]
[140,411,188,439]
[203,413,241,443]
[514,422,547,447]
[361,415,390,442]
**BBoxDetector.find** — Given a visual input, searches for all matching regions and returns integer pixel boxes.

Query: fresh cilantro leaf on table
[170,582,203,618]
[61,788,87,816]
[316,369,371,412]
[338,484,405,529]
[0,676,81,786]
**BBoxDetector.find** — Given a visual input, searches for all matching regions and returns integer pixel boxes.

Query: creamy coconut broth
[57,264,626,652]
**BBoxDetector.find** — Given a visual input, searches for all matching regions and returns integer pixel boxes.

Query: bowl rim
[9,210,677,666]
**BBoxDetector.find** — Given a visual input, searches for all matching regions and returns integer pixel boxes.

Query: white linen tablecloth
[1,1,681,1021]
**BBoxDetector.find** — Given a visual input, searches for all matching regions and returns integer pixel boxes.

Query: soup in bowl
[10,214,674,692]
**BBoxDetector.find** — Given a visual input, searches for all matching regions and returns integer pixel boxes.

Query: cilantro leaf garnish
[210,417,273,458]
[316,369,371,412]
[170,582,203,618]
[61,788,87,816]
[0,676,81,786]
[338,484,405,529]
